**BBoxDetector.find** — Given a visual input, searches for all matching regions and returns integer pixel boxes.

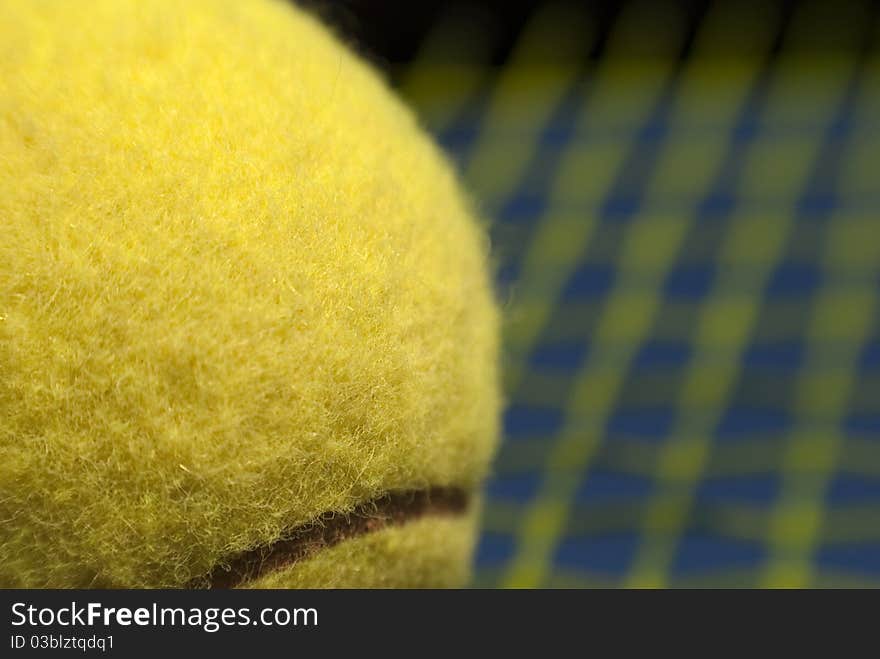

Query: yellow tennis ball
[0,0,500,588]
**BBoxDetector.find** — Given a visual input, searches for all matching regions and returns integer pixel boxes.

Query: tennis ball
[0,0,500,588]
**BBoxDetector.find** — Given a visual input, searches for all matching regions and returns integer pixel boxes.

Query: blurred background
[299,0,880,587]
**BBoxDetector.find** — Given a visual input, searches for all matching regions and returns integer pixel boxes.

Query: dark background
[300,0,879,71]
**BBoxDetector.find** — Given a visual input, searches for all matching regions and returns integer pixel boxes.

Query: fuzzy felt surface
[0,0,500,588]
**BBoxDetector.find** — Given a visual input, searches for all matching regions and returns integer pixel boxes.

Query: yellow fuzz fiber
[0,0,500,587]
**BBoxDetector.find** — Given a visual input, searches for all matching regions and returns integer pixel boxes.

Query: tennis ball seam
[189,487,470,589]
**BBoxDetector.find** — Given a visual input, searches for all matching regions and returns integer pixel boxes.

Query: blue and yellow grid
[400,0,880,587]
